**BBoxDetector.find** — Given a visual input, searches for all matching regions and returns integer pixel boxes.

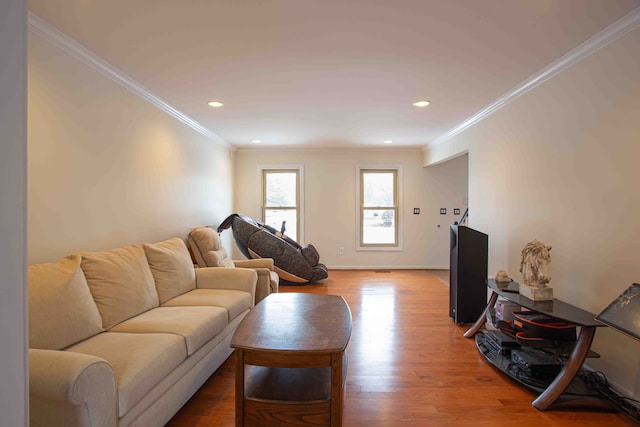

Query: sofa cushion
[66,332,186,418]
[162,288,252,322]
[28,255,104,350]
[143,238,196,304]
[80,245,159,329]
[109,306,228,355]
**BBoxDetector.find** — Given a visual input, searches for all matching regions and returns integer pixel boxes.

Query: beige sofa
[188,226,279,303]
[28,237,257,427]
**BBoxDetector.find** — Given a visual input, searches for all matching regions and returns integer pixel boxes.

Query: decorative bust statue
[519,239,553,300]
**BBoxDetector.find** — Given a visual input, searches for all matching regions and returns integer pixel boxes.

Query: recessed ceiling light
[383,140,393,144]
[412,100,431,108]
[207,100,224,107]
[251,140,262,144]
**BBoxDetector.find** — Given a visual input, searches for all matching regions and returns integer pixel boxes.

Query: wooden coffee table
[231,293,352,426]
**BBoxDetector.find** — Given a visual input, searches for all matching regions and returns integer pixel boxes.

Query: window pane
[363,172,394,207]
[264,209,298,241]
[265,173,297,207]
[362,209,395,244]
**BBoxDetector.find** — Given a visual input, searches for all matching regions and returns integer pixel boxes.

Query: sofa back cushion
[28,255,104,350]
[80,245,159,329]
[143,237,196,304]
[188,226,235,268]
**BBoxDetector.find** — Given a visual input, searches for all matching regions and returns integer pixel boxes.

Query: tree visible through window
[360,169,398,247]
[263,169,299,241]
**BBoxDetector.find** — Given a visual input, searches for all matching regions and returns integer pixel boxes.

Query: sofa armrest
[29,348,117,427]
[234,258,274,271]
[234,267,272,303]
[195,267,257,296]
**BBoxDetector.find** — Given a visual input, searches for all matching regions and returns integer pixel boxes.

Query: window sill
[357,246,403,252]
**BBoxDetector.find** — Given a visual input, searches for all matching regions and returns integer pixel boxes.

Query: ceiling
[28,0,640,149]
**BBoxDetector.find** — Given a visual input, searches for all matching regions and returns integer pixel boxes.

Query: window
[358,167,401,249]
[262,168,302,242]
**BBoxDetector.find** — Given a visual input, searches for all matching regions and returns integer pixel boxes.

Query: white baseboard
[327,265,449,270]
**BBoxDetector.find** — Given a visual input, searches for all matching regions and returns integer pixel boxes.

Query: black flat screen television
[595,283,640,341]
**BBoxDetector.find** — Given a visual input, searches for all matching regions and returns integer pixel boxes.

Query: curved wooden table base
[532,326,596,410]
[463,291,498,338]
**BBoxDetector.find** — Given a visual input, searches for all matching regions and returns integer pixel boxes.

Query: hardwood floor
[167,270,637,426]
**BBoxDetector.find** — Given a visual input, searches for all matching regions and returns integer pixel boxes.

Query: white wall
[0,0,28,424]
[234,148,467,269]
[28,33,235,263]
[425,26,640,398]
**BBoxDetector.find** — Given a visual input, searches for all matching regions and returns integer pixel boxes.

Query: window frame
[356,165,403,251]
[259,165,304,244]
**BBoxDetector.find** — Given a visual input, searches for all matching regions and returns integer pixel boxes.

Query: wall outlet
[338,247,345,255]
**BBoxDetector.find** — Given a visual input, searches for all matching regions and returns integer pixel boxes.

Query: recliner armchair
[188,226,279,303]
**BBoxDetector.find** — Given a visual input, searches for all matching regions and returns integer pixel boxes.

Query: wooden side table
[231,293,352,426]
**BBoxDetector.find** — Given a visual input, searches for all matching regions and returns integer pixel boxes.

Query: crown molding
[427,6,640,149]
[236,145,423,154]
[27,12,231,149]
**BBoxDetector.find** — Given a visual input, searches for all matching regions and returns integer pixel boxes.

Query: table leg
[330,352,344,426]
[463,291,499,338]
[235,349,245,427]
[532,326,596,410]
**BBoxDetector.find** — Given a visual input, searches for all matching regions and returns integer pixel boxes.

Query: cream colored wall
[424,27,640,398]
[1,0,28,424]
[233,148,468,268]
[28,33,235,264]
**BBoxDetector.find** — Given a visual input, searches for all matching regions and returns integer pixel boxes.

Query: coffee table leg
[330,352,344,426]
[235,349,245,427]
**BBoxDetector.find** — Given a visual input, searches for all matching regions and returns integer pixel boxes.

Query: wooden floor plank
[166,269,636,426]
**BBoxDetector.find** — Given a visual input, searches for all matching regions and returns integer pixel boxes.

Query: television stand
[464,279,607,410]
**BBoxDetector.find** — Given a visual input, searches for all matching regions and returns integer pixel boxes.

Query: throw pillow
[80,245,159,329]
[28,254,104,350]
[143,237,196,304]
